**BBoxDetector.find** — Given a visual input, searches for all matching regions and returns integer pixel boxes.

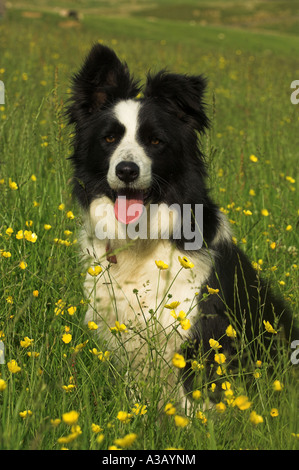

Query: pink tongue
[114,192,144,225]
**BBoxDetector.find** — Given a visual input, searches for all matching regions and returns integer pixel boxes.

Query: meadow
[0,1,298,450]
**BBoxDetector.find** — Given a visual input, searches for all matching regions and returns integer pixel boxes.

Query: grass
[0,2,298,450]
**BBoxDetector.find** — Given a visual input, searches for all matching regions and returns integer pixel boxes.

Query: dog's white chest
[82,235,212,363]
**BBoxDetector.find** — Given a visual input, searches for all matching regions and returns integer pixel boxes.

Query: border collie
[67,44,297,408]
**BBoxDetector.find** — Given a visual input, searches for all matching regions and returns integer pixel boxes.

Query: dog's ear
[144,71,209,133]
[67,44,140,123]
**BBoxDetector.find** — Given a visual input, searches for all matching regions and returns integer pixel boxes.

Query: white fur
[80,196,215,405]
[107,100,152,191]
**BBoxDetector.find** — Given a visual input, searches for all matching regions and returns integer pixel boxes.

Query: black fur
[67,44,298,388]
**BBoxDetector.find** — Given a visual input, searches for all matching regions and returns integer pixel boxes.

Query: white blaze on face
[107,100,152,225]
[107,100,152,191]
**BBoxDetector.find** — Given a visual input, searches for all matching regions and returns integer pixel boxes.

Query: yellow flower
[270,242,276,250]
[214,353,226,364]
[73,340,89,353]
[33,290,39,297]
[233,395,252,410]
[16,230,24,239]
[67,306,77,316]
[7,360,21,373]
[180,317,191,330]
[62,333,72,344]
[62,410,79,426]
[171,310,191,330]
[91,423,103,434]
[270,408,279,417]
[19,410,33,419]
[110,321,128,334]
[216,365,225,375]
[174,415,189,427]
[273,380,283,391]
[6,227,13,236]
[249,189,256,196]
[209,338,222,350]
[27,351,39,358]
[96,434,104,444]
[114,433,137,448]
[131,403,147,415]
[196,411,207,424]
[206,285,219,295]
[8,178,18,190]
[66,211,75,219]
[50,418,61,427]
[261,209,269,217]
[90,348,100,356]
[20,336,34,348]
[249,411,264,425]
[249,154,258,162]
[286,176,295,184]
[116,411,133,423]
[24,230,38,243]
[64,230,73,237]
[19,261,27,270]
[172,353,186,369]
[88,321,98,330]
[164,403,176,415]
[226,324,236,338]
[1,251,11,258]
[178,256,194,269]
[243,210,252,216]
[87,266,102,276]
[0,379,7,391]
[62,384,76,392]
[286,225,292,231]
[155,260,169,270]
[192,390,201,400]
[221,381,231,391]
[191,360,204,371]
[31,174,37,182]
[58,203,65,211]
[263,320,277,334]
[54,299,66,315]
[44,224,52,230]
[57,431,80,444]
[165,301,180,309]
[215,402,226,413]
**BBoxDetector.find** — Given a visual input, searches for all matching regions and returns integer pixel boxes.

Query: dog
[67,44,297,409]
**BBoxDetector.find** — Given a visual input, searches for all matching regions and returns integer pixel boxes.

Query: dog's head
[67,44,209,224]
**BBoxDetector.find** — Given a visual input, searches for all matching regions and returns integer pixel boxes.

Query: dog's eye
[105,135,116,143]
[151,138,160,145]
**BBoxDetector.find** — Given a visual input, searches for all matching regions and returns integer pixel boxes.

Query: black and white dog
[67,44,297,406]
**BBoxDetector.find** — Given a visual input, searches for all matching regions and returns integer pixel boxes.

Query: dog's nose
[115,161,140,183]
